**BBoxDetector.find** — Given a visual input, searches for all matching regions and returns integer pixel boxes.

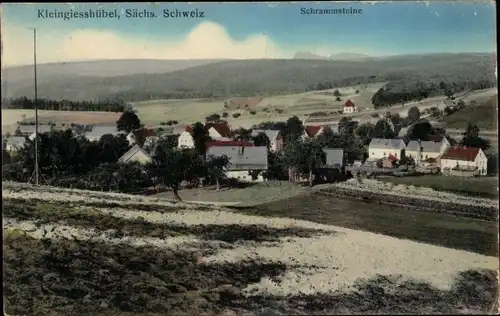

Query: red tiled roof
[230,97,263,108]
[133,128,157,138]
[305,125,323,137]
[344,100,356,108]
[184,126,193,133]
[441,146,480,162]
[205,122,232,138]
[206,140,254,148]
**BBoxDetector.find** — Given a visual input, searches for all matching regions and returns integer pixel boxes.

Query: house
[205,122,233,139]
[127,128,158,146]
[323,148,344,168]
[4,136,27,152]
[118,144,153,164]
[343,100,357,114]
[250,129,283,152]
[368,138,406,160]
[206,145,268,182]
[178,126,195,149]
[406,138,450,165]
[302,125,324,140]
[381,154,399,168]
[84,125,124,142]
[206,140,254,149]
[440,146,488,177]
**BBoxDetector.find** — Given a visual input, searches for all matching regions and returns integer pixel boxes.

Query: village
[3,97,493,204]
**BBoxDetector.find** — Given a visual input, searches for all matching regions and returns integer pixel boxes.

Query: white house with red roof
[343,100,357,114]
[301,125,324,140]
[440,146,488,176]
[178,126,195,149]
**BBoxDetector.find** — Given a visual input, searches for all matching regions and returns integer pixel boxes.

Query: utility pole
[29,28,40,185]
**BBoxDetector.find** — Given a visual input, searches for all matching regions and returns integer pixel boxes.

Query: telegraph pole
[29,28,40,185]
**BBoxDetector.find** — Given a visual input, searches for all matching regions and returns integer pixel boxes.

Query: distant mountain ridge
[293,51,372,61]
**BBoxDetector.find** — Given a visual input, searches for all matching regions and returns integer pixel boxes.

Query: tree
[233,128,252,141]
[460,123,490,150]
[429,107,441,118]
[98,134,131,164]
[284,116,304,142]
[333,89,341,97]
[205,154,230,191]
[116,110,141,133]
[284,139,325,187]
[407,106,421,123]
[191,122,210,156]
[205,113,221,122]
[232,113,241,118]
[335,96,341,102]
[356,123,375,146]
[338,117,358,136]
[147,147,199,201]
[372,120,395,139]
[222,112,229,118]
[253,132,270,148]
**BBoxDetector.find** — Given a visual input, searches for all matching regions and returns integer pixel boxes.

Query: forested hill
[3,53,496,102]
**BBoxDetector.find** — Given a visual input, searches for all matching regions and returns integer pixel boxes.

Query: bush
[249,110,257,115]
[222,112,229,118]
[232,113,241,118]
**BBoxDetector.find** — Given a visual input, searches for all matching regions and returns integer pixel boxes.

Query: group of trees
[7,97,127,112]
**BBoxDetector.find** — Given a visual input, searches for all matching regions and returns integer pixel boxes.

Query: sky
[1,1,496,67]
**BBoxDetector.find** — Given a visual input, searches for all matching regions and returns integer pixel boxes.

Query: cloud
[1,21,383,67]
[1,21,290,67]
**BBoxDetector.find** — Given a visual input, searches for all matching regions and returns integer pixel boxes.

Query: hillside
[441,96,498,130]
[2,53,496,102]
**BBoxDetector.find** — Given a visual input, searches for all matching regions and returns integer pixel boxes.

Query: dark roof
[369,138,405,150]
[205,122,232,138]
[344,100,356,108]
[133,128,157,138]
[184,125,193,133]
[305,126,323,137]
[441,146,480,162]
[206,140,254,148]
[206,146,268,170]
[251,129,281,141]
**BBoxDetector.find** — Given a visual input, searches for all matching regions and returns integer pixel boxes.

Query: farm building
[368,138,406,160]
[206,140,254,149]
[440,146,488,177]
[4,136,27,152]
[206,145,268,182]
[343,100,357,114]
[118,145,152,165]
[406,138,450,165]
[178,126,195,149]
[251,129,284,152]
[205,122,233,139]
[381,154,399,168]
[84,125,125,142]
[127,128,159,147]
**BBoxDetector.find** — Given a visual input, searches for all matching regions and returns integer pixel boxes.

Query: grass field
[3,182,498,315]
[1,109,121,135]
[131,83,386,128]
[244,192,498,256]
[377,175,498,199]
[441,96,498,130]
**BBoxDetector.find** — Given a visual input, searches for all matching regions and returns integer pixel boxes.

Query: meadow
[3,182,498,315]
[132,83,386,128]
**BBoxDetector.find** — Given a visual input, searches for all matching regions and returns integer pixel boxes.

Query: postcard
[1,2,498,315]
